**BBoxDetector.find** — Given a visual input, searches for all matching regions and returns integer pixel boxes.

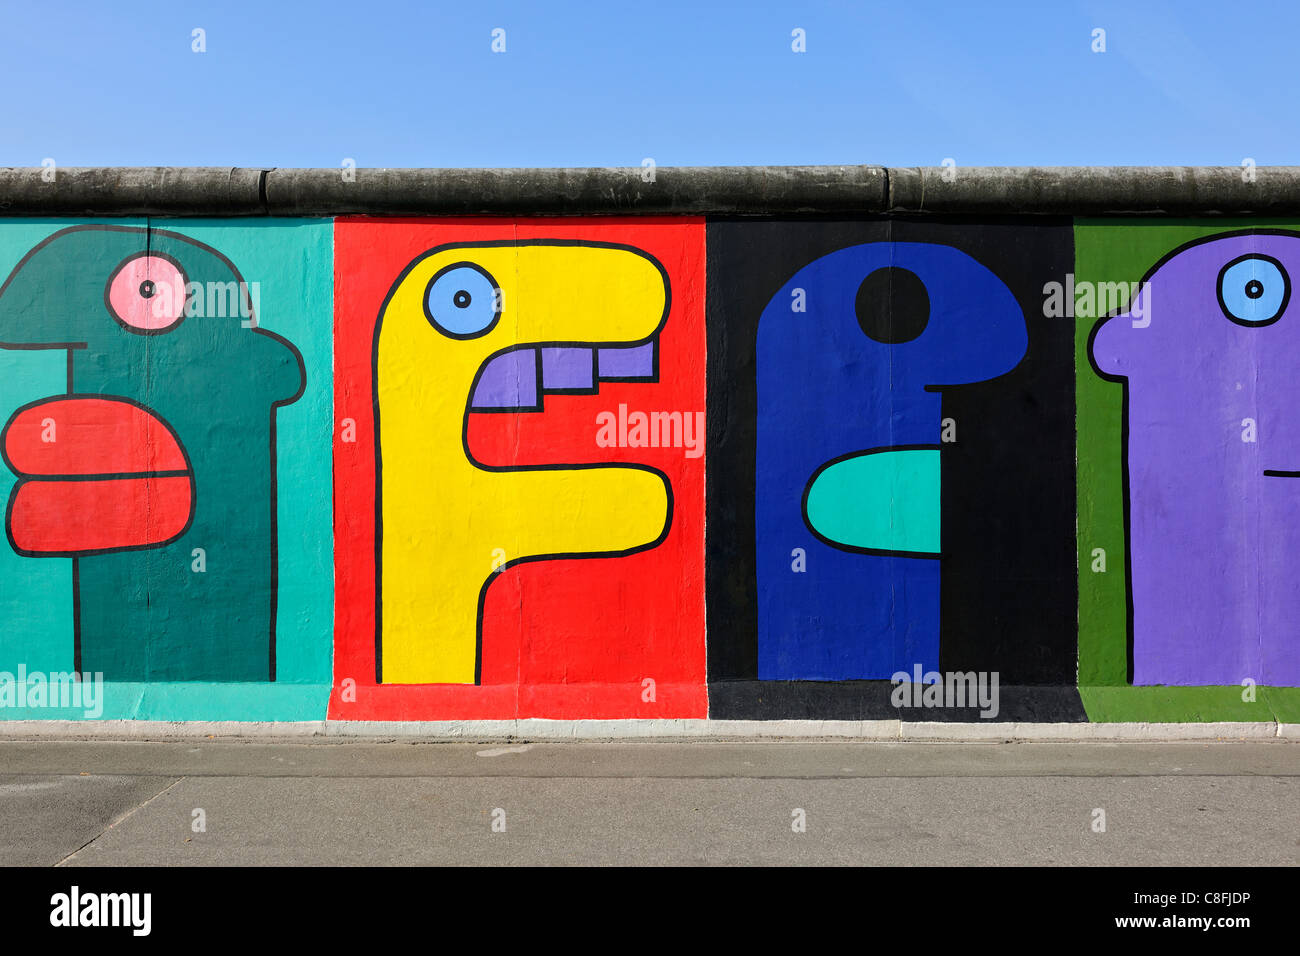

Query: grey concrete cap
[886,165,1300,215]
[2,166,1296,217]
[0,166,266,216]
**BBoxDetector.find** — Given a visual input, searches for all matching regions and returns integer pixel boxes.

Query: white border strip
[0,719,1293,741]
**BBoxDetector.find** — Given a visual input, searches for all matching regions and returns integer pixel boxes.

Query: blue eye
[424,263,501,338]
[1218,254,1290,326]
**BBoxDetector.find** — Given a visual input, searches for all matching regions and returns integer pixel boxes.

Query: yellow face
[374,240,673,685]
[377,242,668,432]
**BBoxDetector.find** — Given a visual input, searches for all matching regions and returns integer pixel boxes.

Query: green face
[0,225,305,681]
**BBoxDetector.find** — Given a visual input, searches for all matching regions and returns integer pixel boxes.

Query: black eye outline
[103,250,191,336]
[423,262,502,340]
[1217,253,1291,327]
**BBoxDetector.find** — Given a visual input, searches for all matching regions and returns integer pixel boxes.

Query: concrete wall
[0,166,1297,725]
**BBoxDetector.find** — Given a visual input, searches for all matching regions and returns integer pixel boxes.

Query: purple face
[1094,232,1300,469]
[1091,231,1300,687]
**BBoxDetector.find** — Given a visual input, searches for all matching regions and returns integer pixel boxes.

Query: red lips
[3,397,194,555]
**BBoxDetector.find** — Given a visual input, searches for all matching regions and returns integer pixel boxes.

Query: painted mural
[0,214,1295,724]
[755,242,1028,682]
[0,225,303,682]
[331,219,707,720]
[1091,231,1300,689]
[1077,221,1300,724]
[706,220,1080,721]
[0,220,333,720]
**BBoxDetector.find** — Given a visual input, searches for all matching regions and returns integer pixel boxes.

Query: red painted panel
[331,218,707,720]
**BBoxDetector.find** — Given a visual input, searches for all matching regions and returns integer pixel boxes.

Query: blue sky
[2,0,1295,168]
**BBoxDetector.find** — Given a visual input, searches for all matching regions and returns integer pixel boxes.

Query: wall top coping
[0,165,1296,217]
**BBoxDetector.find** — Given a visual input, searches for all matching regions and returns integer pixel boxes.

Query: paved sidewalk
[1,739,1296,866]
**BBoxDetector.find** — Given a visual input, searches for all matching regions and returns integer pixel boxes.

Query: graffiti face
[0,212,1291,726]
[756,242,1028,680]
[0,226,304,681]
[373,240,673,685]
[1091,230,1300,686]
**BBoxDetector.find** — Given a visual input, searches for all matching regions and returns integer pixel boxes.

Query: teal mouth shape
[802,446,941,557]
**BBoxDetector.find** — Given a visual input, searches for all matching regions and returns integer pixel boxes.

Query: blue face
[754,241,1029,681]
[759,242,1028,423]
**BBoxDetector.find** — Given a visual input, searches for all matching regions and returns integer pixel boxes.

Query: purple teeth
[471,340,658,410]
[471,348,539,410]
[541,347,595,391]
[597,341,656,380]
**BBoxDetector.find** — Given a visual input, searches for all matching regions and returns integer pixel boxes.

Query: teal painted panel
[0,219,333,721]
[0,681,329,721]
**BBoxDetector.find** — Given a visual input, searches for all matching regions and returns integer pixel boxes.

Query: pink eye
[106,254,187,332]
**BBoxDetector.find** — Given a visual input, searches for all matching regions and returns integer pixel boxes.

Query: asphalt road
[0,739,1296,866]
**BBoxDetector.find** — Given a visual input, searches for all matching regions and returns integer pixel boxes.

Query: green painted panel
[1075,217,1300,722]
